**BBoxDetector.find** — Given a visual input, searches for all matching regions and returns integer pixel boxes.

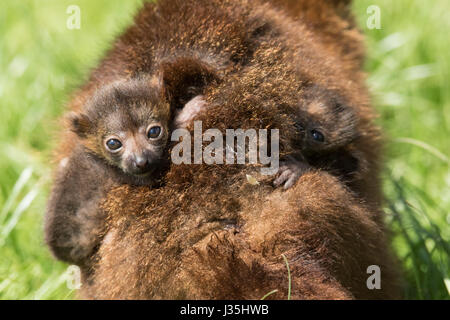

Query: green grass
[0,0,448,299]
[353,0,450,299]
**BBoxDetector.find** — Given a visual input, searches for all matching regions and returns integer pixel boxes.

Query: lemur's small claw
[273,156,310,190]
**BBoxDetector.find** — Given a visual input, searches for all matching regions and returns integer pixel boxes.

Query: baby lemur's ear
[68,112,92,138]
[160,57,220,111]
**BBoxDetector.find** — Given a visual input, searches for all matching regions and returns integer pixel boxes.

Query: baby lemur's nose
[134,156,149,169]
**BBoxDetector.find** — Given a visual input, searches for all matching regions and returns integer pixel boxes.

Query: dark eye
[147,126,162,139]
[106,139,122,151]
[310,129,325,142]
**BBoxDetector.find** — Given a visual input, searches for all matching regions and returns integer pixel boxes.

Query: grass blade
[281,254,291,300]
[0,167,33,225]
[260,289,278,300]
[0,187,38,243]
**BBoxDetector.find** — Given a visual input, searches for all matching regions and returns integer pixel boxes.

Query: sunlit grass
[354,0,450,299]
[0,0,448,299]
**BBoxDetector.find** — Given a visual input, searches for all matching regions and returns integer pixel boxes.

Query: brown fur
[50,0,401,299]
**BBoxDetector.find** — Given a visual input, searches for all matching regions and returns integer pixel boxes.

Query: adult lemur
[46,0,400,299]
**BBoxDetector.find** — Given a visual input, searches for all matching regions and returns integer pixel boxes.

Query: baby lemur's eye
[106,139,122,151]
[310,129,325,143]
[147,126,162,139]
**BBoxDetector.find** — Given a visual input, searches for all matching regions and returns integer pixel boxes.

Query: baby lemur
[45,54,220,267]
[45,77,208,266]
[45,78,172,265]
[274,84,360,189]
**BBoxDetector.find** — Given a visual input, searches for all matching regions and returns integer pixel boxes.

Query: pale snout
[128,152,153,175]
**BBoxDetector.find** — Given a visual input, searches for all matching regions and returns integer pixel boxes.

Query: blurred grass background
[0,0,448,299]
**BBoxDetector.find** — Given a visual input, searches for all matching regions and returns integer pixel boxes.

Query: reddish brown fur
[51,0,401,299]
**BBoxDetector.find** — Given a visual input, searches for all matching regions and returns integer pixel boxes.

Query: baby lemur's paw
[174,95,207,128]
[273,156,311,190]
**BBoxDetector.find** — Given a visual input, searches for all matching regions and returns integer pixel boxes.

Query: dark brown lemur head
[69,77,171,185]
[293,84,359,155]
[292,84,367,180]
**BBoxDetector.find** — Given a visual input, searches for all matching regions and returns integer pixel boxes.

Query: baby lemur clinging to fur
[274,84,361,189]
[45,76,208,266]
[46,78,172,265]
[45,55,220,267]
